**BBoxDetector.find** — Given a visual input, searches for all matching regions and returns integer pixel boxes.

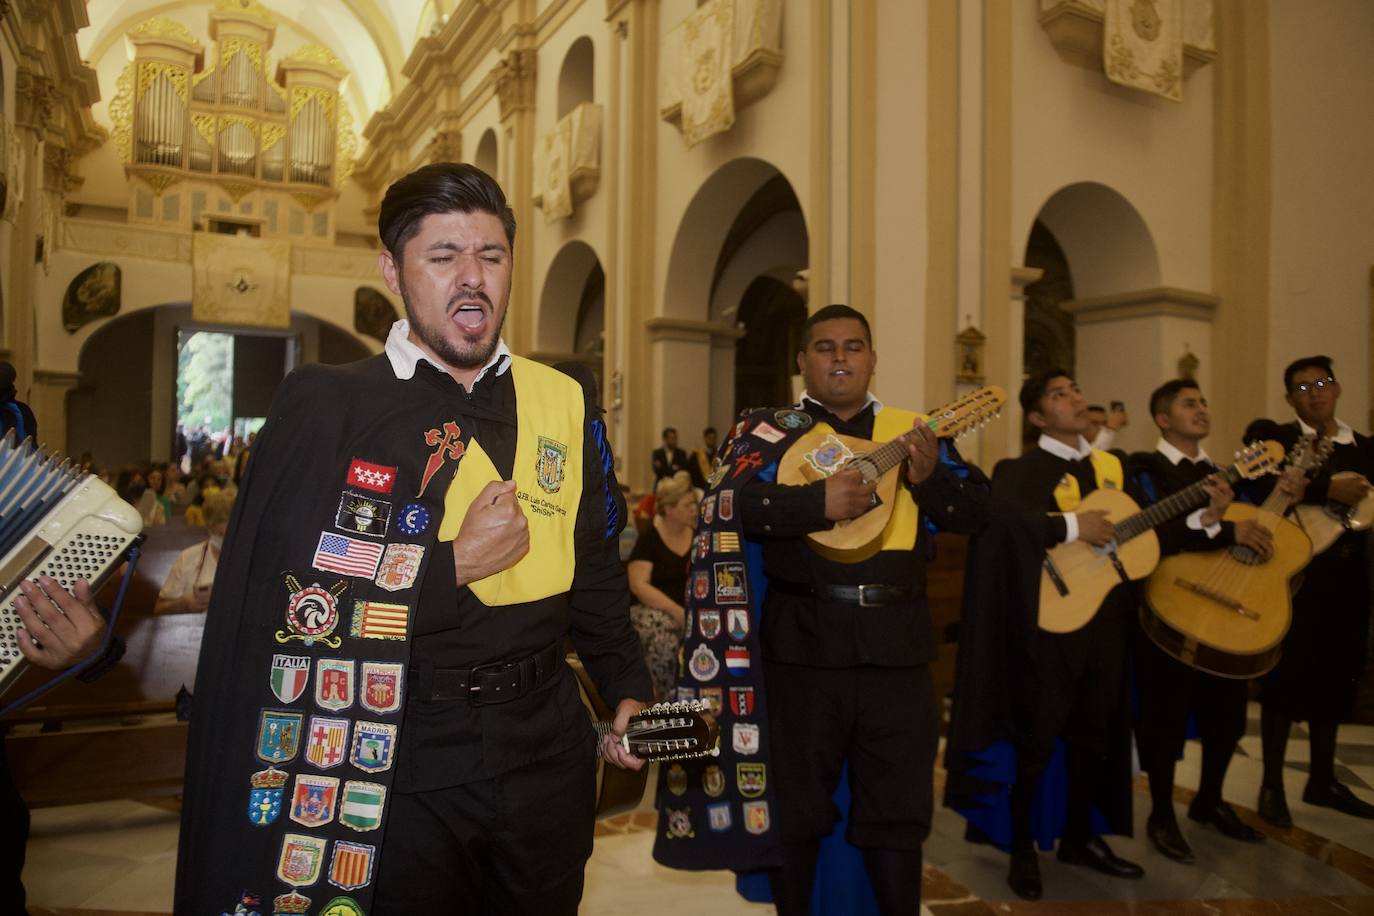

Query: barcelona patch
[305,716,349,769]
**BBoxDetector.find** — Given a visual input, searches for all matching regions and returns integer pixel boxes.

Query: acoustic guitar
[1142,436,1333,678]
[776,386,1006,563]
[1037,440,1284,634]
[1293,471,1374,554]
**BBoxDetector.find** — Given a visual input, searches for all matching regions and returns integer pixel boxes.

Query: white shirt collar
[384,319,511,383]
[798,390,885,415]
[1297,416,1356,446]
[1038,433,1093,461]
[1156,437,1212,466]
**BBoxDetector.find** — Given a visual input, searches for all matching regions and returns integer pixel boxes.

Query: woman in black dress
[627,471,698,698]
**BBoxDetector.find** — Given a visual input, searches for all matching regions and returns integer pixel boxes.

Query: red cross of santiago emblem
[420,420,465,495]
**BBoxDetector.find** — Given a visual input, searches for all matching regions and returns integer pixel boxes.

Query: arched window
[474,128,498,179]
[557,37,594,119]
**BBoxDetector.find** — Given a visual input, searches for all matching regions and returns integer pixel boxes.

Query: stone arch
[557,36,594,119]
[1028,181,1161,299]
[474,128,498,179]
[536,240,604,387]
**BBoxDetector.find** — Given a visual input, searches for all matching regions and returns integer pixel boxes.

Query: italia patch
[349,721,397,773]
[256,710,303,764]
[717,489,735,520]
[725,646,750,676]
[305,716,349,769]
[666,763,688,796]
[248,768,288,825]
[319,897,366,916]
[396,502,430,536]
[360,662,404,714]
[276,576,347,649]
[335,492,391,539]
[699,686,723,718]
[707,801,733,832]
[664,806,694,839]
[328,841,376,892]
[289,774,339,827]
[314,659,354,712]
[732,721,760,755]
[313,533,384,580]
[727,608,749,641]
[346,458,397,494]
[751,421,786,444]
[729,685,756,716]
[351,599,409,641]
[277,833,327,887]
[773,409,812,431]
[536,435,568,493]
[737,763,766,798]
[698,608,721,640]
[744,800,771,834]
[702,764,726,798]
[689,644,720,681]
[375,543,423,592]
[713,561,748,604]
[270,654,310,704]
[339,780,386,832]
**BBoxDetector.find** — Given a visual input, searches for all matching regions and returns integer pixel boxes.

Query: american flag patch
[347,459,397,494]
[312,533,384,579]
[351,599,409,641]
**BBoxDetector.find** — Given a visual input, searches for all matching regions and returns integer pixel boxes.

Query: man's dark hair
[1149,379,1201,419]
[703,426,717,438]
[662,427,677,439]
[1019,368,1073,416]
[799,304,872,350]
[378,163,516,262]
[1283,355,1335,392]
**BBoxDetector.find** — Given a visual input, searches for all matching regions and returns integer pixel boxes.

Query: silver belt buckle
[857,584,879,607]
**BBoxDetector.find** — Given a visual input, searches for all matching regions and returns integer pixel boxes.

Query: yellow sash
[1051,449,1124,512]
[437,356,584,605]
[872,407,923,553]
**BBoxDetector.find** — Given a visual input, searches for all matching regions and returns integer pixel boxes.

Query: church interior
[2,0,1373,913]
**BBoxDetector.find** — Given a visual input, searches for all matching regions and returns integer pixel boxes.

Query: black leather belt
[413,641,562,705]
[769,580,914,607]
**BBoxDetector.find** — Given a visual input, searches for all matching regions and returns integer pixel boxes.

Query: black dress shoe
[1007,848,1042,900]
[1187,800,1265,843]
[1303,781,1374,819]
[1146,814,1194,862]
[1057,835,1145,879]
[1258,784,1293,829]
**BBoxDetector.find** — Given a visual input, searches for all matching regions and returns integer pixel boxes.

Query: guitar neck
[851,417,945,480]
[1114,463,1243,543]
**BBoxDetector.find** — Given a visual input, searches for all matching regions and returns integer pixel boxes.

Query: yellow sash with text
[873,406,923,552]
[1051,449,1124,512]
[438,356,584,605]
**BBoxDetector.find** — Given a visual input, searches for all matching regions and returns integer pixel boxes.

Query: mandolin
[593,699,720,762]
[1037,440,1285,634]
[1292,471,1374,555]
[1142,436,1333,678]
[776,386,1006,563]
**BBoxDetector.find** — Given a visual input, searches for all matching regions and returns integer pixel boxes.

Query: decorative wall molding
[533,103,602,222]
[292,245,382,279]
[1038,0,1215,82]
[1061,286,1219,324]
[61,219,193,262]
[645,317,746,345]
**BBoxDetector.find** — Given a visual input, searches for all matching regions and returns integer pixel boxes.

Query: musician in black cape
[173,163,650,916]
[1128,379,1274,862]
[1252,355,1374,828]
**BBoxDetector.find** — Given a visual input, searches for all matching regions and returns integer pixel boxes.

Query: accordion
[0,434,143,696]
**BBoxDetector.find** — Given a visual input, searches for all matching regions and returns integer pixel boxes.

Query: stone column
[30,369,81,454]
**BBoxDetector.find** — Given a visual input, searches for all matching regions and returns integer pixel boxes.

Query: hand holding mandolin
[901,422,940,485]
[824,469,877,521]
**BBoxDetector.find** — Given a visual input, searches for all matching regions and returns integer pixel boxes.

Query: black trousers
[372,740,596,915]
[1,747,28,915]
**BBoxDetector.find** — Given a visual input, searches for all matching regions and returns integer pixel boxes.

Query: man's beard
[401,283,506,370]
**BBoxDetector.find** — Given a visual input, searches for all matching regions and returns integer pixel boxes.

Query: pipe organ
[112,3,354,242]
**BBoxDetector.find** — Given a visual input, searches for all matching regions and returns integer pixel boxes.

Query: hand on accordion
[13,576,106,671]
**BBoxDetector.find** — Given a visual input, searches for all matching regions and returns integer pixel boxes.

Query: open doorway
[175,329,297,471]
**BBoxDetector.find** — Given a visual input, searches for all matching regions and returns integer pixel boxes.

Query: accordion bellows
[0,432,143,695]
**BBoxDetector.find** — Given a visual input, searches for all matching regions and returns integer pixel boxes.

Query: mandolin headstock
[1231,440,1285,480]
[928,386,1006,440]
[623,699,720,762]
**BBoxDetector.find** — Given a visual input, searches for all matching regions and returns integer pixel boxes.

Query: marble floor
[23,705,1374,915]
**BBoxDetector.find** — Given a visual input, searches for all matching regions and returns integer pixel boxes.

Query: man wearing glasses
[1256,356,1374,827]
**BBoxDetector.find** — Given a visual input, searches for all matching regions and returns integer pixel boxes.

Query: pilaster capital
[494,48,537,121]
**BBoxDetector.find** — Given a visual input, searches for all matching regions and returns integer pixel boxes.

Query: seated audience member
[138,466,169,528]
[156,490,234,614]
[627,471,697,699]
[162,461,188,510]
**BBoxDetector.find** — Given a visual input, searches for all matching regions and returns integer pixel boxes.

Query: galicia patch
[692,571,710,602]
[743,799,771,834]
[256,710,303,764]
[349,721,398,774]
[701,495,716,524]
[375,543,423,592]
[328,841,377,892]
[346,458,397,494]
[702,765,726,798]
[351,599,409,641]
[666,763,688,796]
[732,722,760,755]
[773,409,813,431]
[536,435,569,493]
[270,654,310,704]
[729,685,756,717]
[664,806,694,839]
[314,659,355,712]
[713,561,748,605]
[689,644,720,681]
[727,608,750,642]
[707,801,733,832]
[319,897,367,916]
[698,609,721,640]
[339,780,387,832]
[700,687,724,718]
[751,421,786,444]
[305,716,349,770]
[725,646,750,676]
[289,774,339,828]
[396,502,430,536]
[276,576,347,649]
[360,662,404,714]
[273,891,311,914]
[277,833,327,887]
[335,492,391,539]
[248,768,288,825]
[312,532,385,580]
[717,489,735,520]
[737,763,766,798]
